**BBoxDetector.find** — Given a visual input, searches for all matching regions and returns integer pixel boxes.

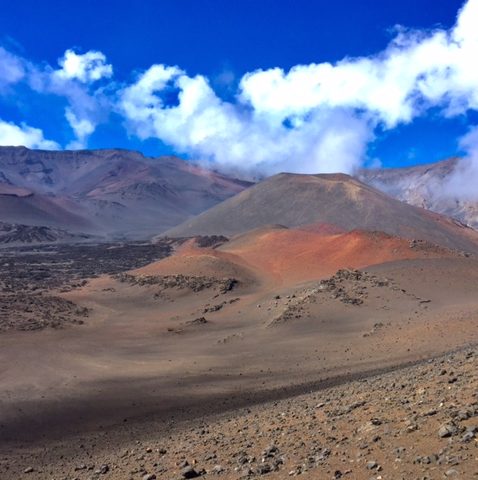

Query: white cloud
[27,49,113,148]
[120,66,373,175]
[65,108,95,149]
[119,0,478,175]
[0,46,110,149]
[239,0,478,128]
[0,119,59,149]
[0,47,25,90]
[443,126,478,200]
[55,49,113,83]
[1,0,478,183]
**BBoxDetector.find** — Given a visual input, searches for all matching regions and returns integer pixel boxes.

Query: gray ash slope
[166,172,478,254]
[0,147,251,239]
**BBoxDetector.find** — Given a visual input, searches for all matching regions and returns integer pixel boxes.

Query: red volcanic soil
[140,226,457,288]
[218,226,454,285]
[295,222,347,235]
[132,238,257,283]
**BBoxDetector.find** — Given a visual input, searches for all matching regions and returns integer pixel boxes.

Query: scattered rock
[186,317,209,326]
[438,423,458,438]
[366,460,378,470]
[143,474,157,480]
[181,466,200,479]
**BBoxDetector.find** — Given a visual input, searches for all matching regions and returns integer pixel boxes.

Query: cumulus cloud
[0,119,59,149]
[55,49,113,83]
[120,65,372,174]
[0,47,112,149]
[118,0,478,175]
[27,49,113,148]
[2,0,478,180]
[239,3,478,129]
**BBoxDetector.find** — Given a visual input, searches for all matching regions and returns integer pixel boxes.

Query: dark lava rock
[181,466,200,479]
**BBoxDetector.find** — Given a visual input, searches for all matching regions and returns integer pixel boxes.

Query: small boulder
[438,423,458,438]
[181,466,200,479]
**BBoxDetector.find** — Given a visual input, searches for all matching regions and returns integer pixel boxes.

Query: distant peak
[313,172,354,181]
[271,171,357,184]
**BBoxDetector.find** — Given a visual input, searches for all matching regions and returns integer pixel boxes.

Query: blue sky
[0,0,477,173]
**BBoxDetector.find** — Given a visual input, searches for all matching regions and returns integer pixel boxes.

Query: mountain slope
[0,147,251,238]
[0,185,93,231]
[359,158,478,229]
[165,172,478,254]
[0,222,93,245]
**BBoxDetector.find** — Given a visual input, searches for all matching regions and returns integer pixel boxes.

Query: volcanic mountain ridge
[165,172,478,255]
[0,146,251,239]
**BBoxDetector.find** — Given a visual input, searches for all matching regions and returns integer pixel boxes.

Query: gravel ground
[2,346,478,480]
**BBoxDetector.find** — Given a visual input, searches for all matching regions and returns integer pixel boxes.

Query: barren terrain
[3,347,478,480]
[0,147,251,238]
[1,228,478,479]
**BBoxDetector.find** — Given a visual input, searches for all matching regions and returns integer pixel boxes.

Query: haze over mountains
[0,147,251,239]
[360,158,478,230]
